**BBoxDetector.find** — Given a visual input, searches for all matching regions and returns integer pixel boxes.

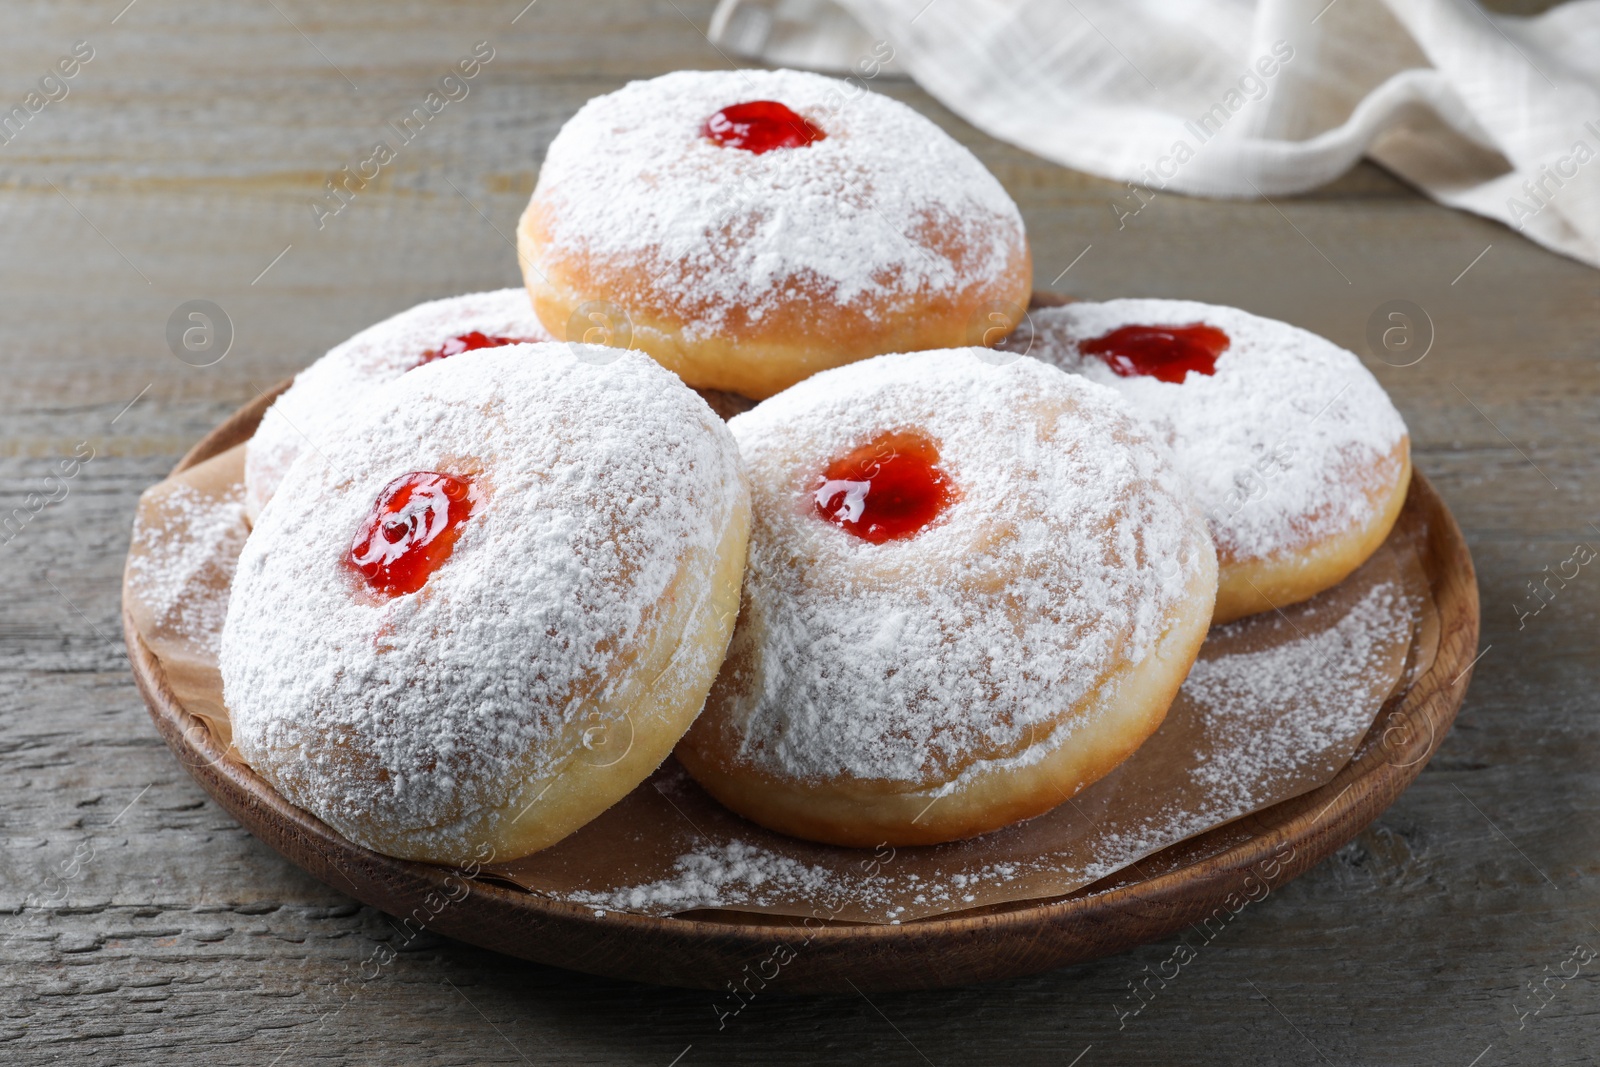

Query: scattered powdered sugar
[527,68,1026,338]
[244,288,550,521]
[564,838,1034,917]
[126,482,248,658]
[1183,580,1411,804]
[567,840,850,913]
[560,832,1038,918]
[221,344,745,860]
[1007,300,1408,562]
[705,349,1213,785]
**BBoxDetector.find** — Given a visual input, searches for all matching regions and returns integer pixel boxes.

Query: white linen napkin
[709,0,1600,269]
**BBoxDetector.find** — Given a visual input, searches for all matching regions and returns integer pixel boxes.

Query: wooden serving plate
[124,313,1479,992]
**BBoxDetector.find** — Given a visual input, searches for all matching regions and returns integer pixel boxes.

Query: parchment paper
[126,443,1436,924]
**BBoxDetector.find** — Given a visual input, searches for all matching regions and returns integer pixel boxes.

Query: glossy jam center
[348,471,475,596]
[418,331,531,365]
[704,100,824,154]
[814,431,954,544]
[1078,323,1230,384]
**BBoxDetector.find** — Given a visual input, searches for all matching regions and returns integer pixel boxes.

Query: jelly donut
[1005,299,1411,624]
[244,288,550,522]
[221,344,750,863]
[517,68,1032,400]
[674,349,1217,848]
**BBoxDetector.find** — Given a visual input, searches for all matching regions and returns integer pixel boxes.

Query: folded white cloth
[710,0,1600,269]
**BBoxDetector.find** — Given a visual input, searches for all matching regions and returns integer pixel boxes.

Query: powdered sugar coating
[221,344,745,860]
[707,349,1213,785]
[244,288,550,520]
[528,68,1026,339]
[1006,299,1407,562]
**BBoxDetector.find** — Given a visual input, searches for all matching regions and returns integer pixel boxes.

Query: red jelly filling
[349,471,476,596]
[813,431,954,543]
[1079,323,1230,384]
[418,331,531,365]
[704,100,824,154]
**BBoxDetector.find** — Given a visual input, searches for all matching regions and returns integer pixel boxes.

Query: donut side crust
[1212,436,1410,624]
[518,199,1033,400]
[675,536,1218,848]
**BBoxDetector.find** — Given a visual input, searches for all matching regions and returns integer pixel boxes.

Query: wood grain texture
[3,0,1597,1064]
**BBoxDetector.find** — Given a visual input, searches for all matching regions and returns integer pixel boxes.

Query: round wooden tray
[124,353,1479,994]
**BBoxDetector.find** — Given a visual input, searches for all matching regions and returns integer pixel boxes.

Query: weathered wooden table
[4,1,1596,1063]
